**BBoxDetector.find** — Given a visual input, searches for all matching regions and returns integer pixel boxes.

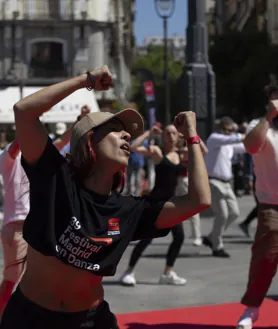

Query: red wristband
[186,136,201,145]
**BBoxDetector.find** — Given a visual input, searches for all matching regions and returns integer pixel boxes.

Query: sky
[134,0,188,45]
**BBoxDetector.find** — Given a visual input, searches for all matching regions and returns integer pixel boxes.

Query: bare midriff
[20,247,104,312]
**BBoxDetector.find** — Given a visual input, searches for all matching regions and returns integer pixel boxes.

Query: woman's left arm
[155,112,211,229]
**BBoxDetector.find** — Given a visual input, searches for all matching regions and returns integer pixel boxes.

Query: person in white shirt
[203,117,245,258]
[0,109,88,318]
[0,141,29,318]
[236,87,278,329]
[55,122,67,137]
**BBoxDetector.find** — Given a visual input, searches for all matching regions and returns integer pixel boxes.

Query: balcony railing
[1,0,90,21]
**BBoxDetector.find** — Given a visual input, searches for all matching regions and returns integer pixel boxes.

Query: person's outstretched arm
[244,100,278,154]
[130,125,162,152]
[13,66,112,164]
[53,106,91,151]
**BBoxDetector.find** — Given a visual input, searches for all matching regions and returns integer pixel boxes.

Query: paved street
[0,196,277,316]
[103,196,278,314]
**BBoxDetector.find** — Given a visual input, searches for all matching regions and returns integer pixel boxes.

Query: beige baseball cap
[70,108,144,154]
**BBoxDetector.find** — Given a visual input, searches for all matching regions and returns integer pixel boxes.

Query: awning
[0,86,100,123]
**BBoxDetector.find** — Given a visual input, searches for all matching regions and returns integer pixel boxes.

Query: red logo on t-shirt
[108,218,120,236]
[108,218,120,231]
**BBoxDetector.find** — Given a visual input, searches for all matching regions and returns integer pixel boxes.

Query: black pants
[243,205,258,226]
[129,223,185,268]
[232,164,244,194]
[0,287,119,329]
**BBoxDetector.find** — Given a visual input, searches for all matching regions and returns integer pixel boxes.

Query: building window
[29,41,66,78]
[27,0,65,19]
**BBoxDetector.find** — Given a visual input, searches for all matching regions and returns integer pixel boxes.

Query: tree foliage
[209,30,278,120]
[131,31,278,123]
[134,45,183,85]
[131,46,183,124]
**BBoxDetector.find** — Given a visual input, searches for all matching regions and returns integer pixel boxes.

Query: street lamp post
[179,0,216,140]
[154,0,175,125]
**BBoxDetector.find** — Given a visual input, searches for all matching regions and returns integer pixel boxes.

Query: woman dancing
[121,124,207,286]
[0,65,210,329]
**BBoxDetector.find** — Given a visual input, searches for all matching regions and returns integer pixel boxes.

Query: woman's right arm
[130,125,162,155]
[243,100,278,154]
[132,145,163,164]
[13,66,112,164]
[130,129,163,162]
[130,131,151,152]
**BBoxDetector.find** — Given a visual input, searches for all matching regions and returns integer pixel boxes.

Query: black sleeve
[132,196,170,241]
[21,137,67,181]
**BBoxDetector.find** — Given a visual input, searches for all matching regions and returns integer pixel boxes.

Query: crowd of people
[0,65,276,329]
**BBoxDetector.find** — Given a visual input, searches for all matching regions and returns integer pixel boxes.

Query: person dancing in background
[0,66,210,329]
[120,124,207,286]
[236,86,278,329]
[0,140,29,319]
[125,124,162,196]
[120,124,187,286]
[203,117,245,258]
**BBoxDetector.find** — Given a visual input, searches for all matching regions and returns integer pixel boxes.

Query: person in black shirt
[121,124,188,286]
[0,65,211,329]
[121,127,208,286]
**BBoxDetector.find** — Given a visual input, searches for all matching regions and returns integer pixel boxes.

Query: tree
[209,30,278,120]
[131,46,183,124]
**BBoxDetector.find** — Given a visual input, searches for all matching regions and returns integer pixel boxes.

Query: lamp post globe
[154,0,175,18]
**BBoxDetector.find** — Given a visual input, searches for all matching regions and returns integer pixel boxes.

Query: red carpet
[117,299,278,329]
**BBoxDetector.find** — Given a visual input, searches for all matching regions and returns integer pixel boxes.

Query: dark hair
[219,116,234,127]
[67,131,125,193]
[264,83,278,99]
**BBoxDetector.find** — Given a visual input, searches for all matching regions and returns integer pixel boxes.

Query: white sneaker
[193,238,202,246]
[236,307,259,329]
[159,271,187,285]
[120,272,136,286]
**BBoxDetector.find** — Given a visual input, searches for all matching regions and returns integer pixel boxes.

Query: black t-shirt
[21,138,169,277]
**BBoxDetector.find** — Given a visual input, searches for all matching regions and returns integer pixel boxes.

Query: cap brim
[112,108,144,139]
[93,108,144,139]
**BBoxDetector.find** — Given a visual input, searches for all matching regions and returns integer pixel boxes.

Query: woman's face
[92,119,131,172]
[177,134,185,149]
[163,125,178,148]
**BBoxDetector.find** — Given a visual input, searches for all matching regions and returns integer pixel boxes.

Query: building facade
[0,0,135,102]
[207,0,268,37]
[267,0,278,44]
